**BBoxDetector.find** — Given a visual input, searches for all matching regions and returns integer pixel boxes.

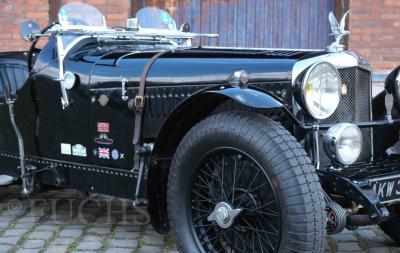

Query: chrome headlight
[302,61,341,119]
[323,123,363,166]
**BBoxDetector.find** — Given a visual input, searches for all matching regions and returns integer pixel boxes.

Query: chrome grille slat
[318,67,372,166]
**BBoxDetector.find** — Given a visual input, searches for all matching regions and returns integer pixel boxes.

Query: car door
[87,53,137,170]
[0,53,35,155]
[33,54,92,164]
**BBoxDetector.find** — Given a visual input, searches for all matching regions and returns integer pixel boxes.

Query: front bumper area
[318,156,400,227]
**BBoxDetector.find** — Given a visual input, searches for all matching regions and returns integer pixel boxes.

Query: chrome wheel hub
[207,202,242,229]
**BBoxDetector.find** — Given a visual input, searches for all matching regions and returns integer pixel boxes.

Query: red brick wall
[349,0,400,71]
[0,0,49,52]
[0,0,399,72]
[0,0,130,52]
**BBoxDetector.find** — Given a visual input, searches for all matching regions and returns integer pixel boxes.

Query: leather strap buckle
[134,95,144,109]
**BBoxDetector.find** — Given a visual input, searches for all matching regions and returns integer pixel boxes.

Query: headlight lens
[323,123,363,166]
[302,61,341,119]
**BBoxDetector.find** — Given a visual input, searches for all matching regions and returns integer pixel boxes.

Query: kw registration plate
[369,175,400,203]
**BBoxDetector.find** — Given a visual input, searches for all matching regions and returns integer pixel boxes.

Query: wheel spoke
[237,169,260,207]
[232,156,237,203]
[190,149,281,253]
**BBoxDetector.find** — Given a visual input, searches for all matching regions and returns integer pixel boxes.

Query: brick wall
[0,0,399,72]
[0,0,49,52]
[349,0,400,71]
[0,0,130,52]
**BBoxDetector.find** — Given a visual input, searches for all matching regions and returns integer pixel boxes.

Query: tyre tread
[167,112,326,253]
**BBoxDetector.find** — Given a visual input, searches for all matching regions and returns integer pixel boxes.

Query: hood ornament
[328,11,350,52]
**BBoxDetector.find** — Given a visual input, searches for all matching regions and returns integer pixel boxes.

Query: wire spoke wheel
[190,148,281,253]
[168,112,325,253]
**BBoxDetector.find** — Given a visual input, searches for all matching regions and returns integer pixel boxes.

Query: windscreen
[136,7,176,30]
[58,2,106,27]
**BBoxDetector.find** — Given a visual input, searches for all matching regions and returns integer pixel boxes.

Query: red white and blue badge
[98,147,110,159]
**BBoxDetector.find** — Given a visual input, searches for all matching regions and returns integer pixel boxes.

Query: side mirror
[19,20,40,42]
[180,23,190,33]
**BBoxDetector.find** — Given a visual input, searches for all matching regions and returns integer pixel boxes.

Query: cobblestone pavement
[0,185,397,253]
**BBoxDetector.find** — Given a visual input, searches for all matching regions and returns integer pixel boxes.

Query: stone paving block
[76,241,103,250]
[14,222,36,229]
[0,236,21,245]
[16,249,41,253]
[63,223,86,229]
[18,216,42,223]
[113,231,140,239]
[139,245,163,253]
[3,228,29,236]
[0,187,396,252]
[109,239,139,248]
[28,230,54,240]
[34,224,59,231]
[369,247,392,253]
[0,221,10,228]
[0,245,12,252]
[59,228,83,238]
[114,225,141,232]
[87,226,112,235]
[0,216,16,222]
[104,248,133,253]
[337,242,363,252]
[51,237,76,245]
[357,229,393,246]
[44,245,69,253]
[70,251,97,253]
[142,234,165,245]
[23,240,46,249]
[329,233,358,242]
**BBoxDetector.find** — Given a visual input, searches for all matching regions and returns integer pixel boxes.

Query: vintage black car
[1,2,400,252]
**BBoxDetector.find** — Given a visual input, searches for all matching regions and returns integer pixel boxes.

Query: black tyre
[167,112,326,253]
[379,216,400,243]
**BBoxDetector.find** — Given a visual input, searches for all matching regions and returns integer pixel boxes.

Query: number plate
[369,175,400,203]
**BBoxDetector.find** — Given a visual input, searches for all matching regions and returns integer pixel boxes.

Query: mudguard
[148,84,287,233]
[205,85,285,109]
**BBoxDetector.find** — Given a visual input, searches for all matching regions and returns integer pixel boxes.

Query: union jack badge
[98,147,110,159]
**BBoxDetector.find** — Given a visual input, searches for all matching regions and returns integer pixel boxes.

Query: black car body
[1,3,400,252]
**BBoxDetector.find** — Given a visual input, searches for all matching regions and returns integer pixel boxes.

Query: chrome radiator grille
[318,67,372,166]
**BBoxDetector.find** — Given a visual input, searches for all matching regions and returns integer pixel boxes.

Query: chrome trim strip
[368,174,400,183]
[292,51,358,86]
[201,46,324,52]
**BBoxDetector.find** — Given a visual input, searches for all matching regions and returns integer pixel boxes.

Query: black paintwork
[0,37,322,199]
[22,39,317,169]
[1,34,400,233]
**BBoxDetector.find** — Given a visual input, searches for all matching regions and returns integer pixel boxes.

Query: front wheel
[167,112,326,253]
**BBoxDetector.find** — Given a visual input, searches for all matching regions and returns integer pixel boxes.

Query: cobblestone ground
[0,185,397,253]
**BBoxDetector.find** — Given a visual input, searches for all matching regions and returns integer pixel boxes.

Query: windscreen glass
[136,7,176,30]
[58,2,105,27]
